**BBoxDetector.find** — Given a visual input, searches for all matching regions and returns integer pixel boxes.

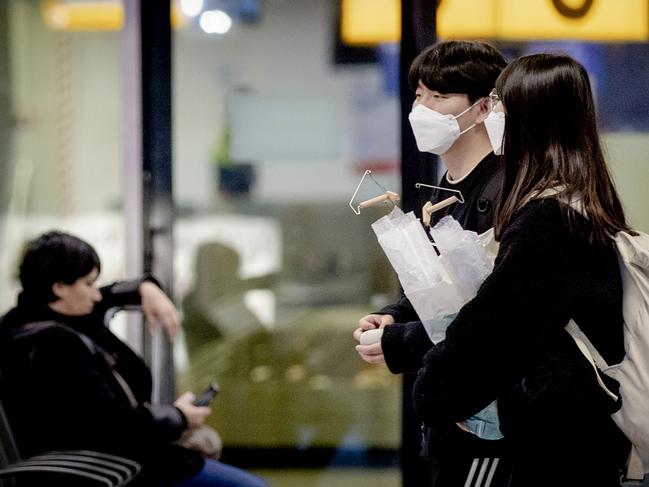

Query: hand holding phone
[192,381,220,407]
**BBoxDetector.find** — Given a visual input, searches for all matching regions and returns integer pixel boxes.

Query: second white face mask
[484,110,506,155]
[408,102,477,155]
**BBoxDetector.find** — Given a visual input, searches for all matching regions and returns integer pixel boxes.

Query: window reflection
[172,0,402,478]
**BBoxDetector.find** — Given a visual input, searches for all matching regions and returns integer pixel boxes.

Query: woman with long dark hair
[493,54,630,243]
[412,54,633,486]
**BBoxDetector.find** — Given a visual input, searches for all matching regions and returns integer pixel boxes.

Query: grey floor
[251,468,400,487]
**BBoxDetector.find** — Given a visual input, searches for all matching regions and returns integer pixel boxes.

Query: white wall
[172,0,400,208]
[9,2,121,215]
[603,133,649,233]
[8,0,400,215]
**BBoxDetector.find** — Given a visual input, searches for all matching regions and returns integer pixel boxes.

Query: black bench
[0,384,140,486]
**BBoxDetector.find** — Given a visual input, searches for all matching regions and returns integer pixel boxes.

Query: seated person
[0,231,268,487]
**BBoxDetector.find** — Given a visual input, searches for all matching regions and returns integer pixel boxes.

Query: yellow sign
[341,0,400,45]
[496,0,649,41]
[41,0,186,31]
[436,0,496,39]
[342,0,649,44]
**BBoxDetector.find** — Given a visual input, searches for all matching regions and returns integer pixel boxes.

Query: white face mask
[408,100,479,155]
[483,110,506,155]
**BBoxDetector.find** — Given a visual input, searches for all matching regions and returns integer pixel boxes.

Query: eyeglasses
[489,88,500,111]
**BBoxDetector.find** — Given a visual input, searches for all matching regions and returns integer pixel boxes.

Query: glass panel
[172,0,401,483]
[0,0,125,312]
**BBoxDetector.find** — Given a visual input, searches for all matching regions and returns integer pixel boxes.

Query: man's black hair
[19,231,101,303]
[408,40,507,102]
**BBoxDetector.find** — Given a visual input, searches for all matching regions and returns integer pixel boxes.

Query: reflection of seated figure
[178,204,403,452]
[183,242,276,352]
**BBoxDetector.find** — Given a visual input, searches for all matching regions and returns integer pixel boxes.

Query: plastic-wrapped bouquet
[372,209,502,439]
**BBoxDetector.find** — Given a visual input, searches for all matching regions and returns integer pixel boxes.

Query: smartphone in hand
[192,381,220,407]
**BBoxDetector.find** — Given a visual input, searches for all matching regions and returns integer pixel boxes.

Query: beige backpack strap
[625,446,646,483]
[565,320,618,402]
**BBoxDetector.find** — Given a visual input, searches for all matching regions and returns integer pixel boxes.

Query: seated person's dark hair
[19,231,101,303]
[409,40,507,102]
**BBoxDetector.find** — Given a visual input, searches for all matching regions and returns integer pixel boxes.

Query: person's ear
[474,97,492,124]
[52,282,68,300]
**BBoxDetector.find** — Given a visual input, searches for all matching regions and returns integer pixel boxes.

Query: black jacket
[386,198,630,486]
[0,277,203,487]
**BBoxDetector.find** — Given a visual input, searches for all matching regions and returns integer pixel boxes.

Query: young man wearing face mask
[353,40,509,486]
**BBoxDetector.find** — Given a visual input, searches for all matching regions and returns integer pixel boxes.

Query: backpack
[566,230,649,482]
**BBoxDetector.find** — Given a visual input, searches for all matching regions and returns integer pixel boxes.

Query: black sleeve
[27,328,185,453]
[147,404,188,439]
[412,202,575,426]
[95,274,163,316]
[382,321,433,374]
[378,293,420,323]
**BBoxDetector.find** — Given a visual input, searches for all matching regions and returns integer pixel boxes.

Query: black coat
[384,198,631,486]
[0,277,203,487]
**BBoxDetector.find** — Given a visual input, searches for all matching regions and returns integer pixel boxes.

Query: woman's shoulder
[503,198,568,240]
[516,196,566,218]
[497,197,595,262]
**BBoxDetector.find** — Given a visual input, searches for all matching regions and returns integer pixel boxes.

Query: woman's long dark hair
[494,53,632,244]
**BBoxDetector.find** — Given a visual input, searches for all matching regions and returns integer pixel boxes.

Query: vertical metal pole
[400,1,437,486]
[122,0,175,404]
[140,0,175,405]
[122,0,144,355]
[400,0,437,214]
